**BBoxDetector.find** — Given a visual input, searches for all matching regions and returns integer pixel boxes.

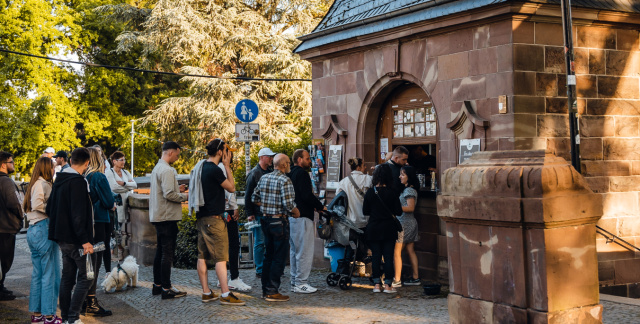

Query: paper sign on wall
[459,139,481,164]
[326,145,343,190]
[380,138,389,160]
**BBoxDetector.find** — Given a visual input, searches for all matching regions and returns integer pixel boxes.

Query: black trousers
[261,217,289,295]
[88,222,108,296]
[102,215,114,273]
[0,233,16,287]
[153,221,178,289]
[368,238,395,285]
[59,242,93,323]
[226,212,240,280]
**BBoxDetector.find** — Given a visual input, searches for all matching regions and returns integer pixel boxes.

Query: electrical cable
[0,48,312,82]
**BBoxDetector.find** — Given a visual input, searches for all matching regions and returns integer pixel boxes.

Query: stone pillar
[128,194,157,266]
[438,150,603,323]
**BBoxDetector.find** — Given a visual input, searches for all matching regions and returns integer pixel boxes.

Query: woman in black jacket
[363,164,403,294]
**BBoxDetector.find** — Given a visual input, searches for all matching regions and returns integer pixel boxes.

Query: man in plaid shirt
[252,153,300,302]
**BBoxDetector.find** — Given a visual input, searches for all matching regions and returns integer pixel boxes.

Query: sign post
[235,99,260,176]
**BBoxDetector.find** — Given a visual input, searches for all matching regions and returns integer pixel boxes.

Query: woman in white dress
[105,151,137,262]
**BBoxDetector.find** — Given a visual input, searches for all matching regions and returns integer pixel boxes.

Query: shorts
[196,216,229,263]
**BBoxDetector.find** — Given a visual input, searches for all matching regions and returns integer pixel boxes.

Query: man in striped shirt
[252,153,300,302]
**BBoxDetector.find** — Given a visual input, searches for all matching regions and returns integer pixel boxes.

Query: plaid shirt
[252,169,297,216]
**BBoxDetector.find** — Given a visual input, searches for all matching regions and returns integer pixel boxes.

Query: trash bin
[326,241,345,273]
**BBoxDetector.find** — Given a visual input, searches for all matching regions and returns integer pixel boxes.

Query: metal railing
[596,225,640,252]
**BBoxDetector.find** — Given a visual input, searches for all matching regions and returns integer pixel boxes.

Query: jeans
[289,217,315,286]
[0,233,16,288]
[252,216,265,275]
[153,221,178,289]
[226,214,240,280]
[59,242,93,323]
[27,219,61,315]
[261,216,289,295]
[368,239,395,285]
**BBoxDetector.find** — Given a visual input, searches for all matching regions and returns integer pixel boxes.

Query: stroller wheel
[338,277,352,290]
[327,273,340,287]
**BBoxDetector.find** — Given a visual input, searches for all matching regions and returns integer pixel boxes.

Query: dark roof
[295,0,640,53]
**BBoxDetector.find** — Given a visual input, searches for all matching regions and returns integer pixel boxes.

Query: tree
[98,0,330,157]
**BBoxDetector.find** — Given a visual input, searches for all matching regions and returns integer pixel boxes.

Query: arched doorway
[362,81,442,282]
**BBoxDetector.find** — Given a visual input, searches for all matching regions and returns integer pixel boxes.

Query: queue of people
[0,141,427,322]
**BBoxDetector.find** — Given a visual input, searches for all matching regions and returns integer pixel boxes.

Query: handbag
[373,187,403,233]
[348,175,366,198]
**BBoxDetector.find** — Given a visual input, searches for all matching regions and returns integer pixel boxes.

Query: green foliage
[174,208,198,269]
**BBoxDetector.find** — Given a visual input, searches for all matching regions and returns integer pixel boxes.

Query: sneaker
[228,278,252,292]
[403,277,421,286]
[220,292,246,306]
[201,289,219,303]
[0,285,13,295]
[255,273,262,278]
[64,320,84,324]
[373,284,382,293]
[292,284,317,294]
[32,315,45,323]
[391,280,402,288]
[383,285,397,294]
[161,287,187,299]
[44,316,63,324]
[152,284,162,296]
[0,291,16,301]
[265,293,289,302]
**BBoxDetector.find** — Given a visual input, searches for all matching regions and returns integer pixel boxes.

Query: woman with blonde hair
[83,148,115,317]
[336,157,372,229]
[24,157,62,323]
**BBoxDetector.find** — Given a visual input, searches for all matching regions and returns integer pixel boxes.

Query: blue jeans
[27,219,61,315]
[252,216,265,275]
[261,217,289,295]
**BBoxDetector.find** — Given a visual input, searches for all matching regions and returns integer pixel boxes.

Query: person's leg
[215,261,230,294]
[368,240,383,285]
[153,223,164,287]
[382,239,396,288]
[268,217,290,294]
[161,221,179,289]
[68,245,93,323]
[103,218,113,273]
[27,222,44,314]
[288,217,300,287]
[58,243,78,322]
[33,220,60,316]
[226,216,240,281]
[197,258,210,293]
[405,242,419,279]
[295,218,315,287]
[87,222,106,298]
[252,217,265,276]
[0,233,16,292]
[393,242,403,282]
[260,218,274,295]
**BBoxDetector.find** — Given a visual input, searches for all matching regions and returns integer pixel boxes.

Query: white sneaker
[228,278,252,292]
[292,284,317,294]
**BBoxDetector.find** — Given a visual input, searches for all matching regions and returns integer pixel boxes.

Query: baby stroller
[320,192,371,290]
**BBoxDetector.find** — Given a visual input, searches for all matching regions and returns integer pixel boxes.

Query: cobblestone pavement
[2,234,640,323]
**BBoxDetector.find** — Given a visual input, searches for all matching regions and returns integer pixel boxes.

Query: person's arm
[160,169,187,202]
[281,178,298,217]
[251,178,262,206]
[362,189,372,216]
[30,181,47,214]
[392,189,403,216]
[1,179,23,222]
[123,170,137,190]
[245,171,258,218]
[219,150,235,193]
[106,169,128,193]
[402,197,416,213]
[95,175,116,210]
[295,168,324,211]
[69,179,92,245]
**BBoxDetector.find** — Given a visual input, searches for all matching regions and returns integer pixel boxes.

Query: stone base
[448,294,602,324]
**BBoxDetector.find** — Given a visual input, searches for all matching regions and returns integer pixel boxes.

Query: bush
[174,208,198,269]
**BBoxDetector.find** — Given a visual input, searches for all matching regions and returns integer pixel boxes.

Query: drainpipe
[561,0,581,172]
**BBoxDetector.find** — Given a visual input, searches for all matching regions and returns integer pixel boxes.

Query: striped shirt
[252,170,296,216]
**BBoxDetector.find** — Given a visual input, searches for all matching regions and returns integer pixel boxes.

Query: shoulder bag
[373,186,403,233]
[347,175,366,198]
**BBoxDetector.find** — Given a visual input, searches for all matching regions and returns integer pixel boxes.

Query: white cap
[44,147,55,154]
[258,147,276,157]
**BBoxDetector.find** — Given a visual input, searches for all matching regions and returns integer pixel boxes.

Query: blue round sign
[235,99,259,123]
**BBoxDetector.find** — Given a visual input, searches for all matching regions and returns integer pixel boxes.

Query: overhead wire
[0,48,312,82]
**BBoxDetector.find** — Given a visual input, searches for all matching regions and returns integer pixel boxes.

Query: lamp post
[561,0,581,172]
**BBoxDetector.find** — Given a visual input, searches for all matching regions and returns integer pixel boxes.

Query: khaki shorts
[196,216,229,263]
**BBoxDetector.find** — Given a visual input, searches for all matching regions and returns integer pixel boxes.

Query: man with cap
[43,147,55,159]
[54,151,69,173]
[244,147,276,278]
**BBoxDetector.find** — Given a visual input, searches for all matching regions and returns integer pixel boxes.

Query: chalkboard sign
[326,145,343,189]
[459,139,481,164]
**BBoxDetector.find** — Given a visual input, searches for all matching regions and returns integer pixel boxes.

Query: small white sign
[567,75,577,85]
[380,138,389,157]
[326,145,343,190]
[459,139,481,164]
[235,123,260,142]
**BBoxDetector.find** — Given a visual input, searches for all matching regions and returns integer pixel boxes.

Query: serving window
[392,104,437,139]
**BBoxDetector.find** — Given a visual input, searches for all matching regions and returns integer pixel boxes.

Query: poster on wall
[459,139,481,164]
[380,138,389,160]
[326,145,343,189]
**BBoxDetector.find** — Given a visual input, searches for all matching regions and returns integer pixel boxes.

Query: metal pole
[560,0,581,172]
[245,139,251,176]
[130,120,135,176]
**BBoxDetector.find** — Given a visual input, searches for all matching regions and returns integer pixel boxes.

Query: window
[392,103,436,138]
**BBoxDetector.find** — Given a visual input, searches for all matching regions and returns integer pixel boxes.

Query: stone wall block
[449,28,474,53]
[577,26,616,49]
[490,226,527,307]
[497,44,513,72]
[515,138,547,151]
[585,177,609,193]
[614,116,639,137]
[438,52,469,80]
[514,95,545,114]
[514,71,536,95]
[426,33,450,57]
[609,175,640,192]
[581,161,631,177]
[598,76,640,99]
[575,48,589,74]
[527,306,603,324]
[579,138,604,160]
[448,294,495,324]
[617,29,640,52]
[474,25,490,49]
[601,191,640,219]
[537,114,569,137]
[545,46,565,73]
[580,116,614,137]
[513,21,534,44]
[536,73,558,96]
[348,52,364,72]
[535,23,564,45]
[330,55,350,75]
[459,224,493,300]
[606,51,640,76]
[319,76,336,97]
[493,304,528,324]
[577,75,598,98]
[546,137,570,159]
[618,216,640,237]
[421,57,439,95]
[490,20,512,47]
[128,194,156,266]
[614,258,640,284]
[470,47,498,76]
[603,138,640,160]
[513,113,537,138]
[514,44,545,72]
[587,99,640,115]
[452,76,486,101]
[446,223,463,294]
[312,62,323,78]
[400,39,427,78]
[589,49,606,75]
[486,72,513,98]
[335,72,357,95]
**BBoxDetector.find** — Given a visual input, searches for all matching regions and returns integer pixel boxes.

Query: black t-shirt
[196,161,227,218]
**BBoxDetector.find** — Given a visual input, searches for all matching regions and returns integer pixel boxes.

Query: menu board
[326,145,343,189]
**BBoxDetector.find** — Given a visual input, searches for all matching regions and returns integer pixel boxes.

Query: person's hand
[117,180,125,186]
[179,184,187,193]
[113,203,117,211]
[222,149,232,166]
[292,208,300,218]
[233,209,240,221]
[82,242,94,255]
[247,215,255,221]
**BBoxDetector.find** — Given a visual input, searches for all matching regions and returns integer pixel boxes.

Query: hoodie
[0,172,23,234]
[47,169,94,245]
[287,165,324,221]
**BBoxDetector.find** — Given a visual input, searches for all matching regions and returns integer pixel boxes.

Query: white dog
[101,256,139,292]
